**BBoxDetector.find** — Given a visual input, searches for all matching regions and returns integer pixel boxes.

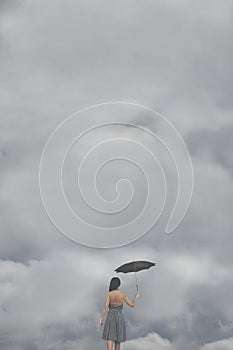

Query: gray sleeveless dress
[102,303,126,342]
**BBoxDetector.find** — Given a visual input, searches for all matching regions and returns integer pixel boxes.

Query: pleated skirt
[102,304,126,342]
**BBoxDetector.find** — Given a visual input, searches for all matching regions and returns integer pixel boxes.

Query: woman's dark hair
[109,277,121,291]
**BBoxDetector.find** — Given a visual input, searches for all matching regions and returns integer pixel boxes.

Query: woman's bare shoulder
[109,289,125,295]
[118,290,125,296]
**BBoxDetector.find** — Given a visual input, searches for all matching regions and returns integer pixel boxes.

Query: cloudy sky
[1,0,233,349]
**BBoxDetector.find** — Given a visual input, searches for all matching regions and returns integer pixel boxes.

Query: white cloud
[1,0,233,348]
[124,332,171,350]
[201,337,233,350]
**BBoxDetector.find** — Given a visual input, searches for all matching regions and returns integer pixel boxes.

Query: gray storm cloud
[0,0,233,349]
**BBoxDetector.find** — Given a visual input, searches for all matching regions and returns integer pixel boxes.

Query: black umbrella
[114,259,156,291]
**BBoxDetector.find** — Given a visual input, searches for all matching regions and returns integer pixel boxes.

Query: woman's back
[109,289,139,308]
[109,290,124,305]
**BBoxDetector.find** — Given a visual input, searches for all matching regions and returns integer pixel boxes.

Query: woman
[99,277,140,350]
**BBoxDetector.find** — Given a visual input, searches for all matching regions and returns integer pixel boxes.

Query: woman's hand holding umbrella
[133,292,140,305]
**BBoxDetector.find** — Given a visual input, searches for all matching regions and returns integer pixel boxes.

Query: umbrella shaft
[134,270,139,291]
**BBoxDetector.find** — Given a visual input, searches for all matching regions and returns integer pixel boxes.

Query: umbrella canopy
[115,260,155,273]
[114,260,156,292]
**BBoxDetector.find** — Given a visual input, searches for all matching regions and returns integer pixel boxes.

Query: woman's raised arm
[123,292,140,308]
